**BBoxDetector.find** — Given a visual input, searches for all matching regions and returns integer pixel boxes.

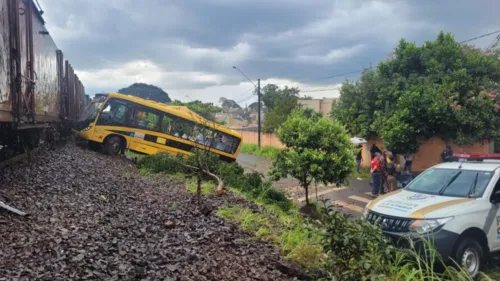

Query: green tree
[170,100,222,123]
[261,84,300,132]
[332,31,500,153]
[270,108,356,205]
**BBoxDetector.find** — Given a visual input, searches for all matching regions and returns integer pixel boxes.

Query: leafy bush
[257,186,294,212]
[184,152,220,173]
[137,152,185,174]
[319,202,394,280]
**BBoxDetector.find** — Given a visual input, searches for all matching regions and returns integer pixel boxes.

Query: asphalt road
[237,153,373,217]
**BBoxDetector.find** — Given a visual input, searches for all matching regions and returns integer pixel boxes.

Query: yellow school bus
[77,93,242,162]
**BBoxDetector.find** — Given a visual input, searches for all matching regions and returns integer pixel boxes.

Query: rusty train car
[0,0,86,161]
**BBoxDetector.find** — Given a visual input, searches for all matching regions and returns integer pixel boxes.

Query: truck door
[485,175,500,252]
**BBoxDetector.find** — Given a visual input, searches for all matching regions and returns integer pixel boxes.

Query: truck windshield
[405,168,493,198]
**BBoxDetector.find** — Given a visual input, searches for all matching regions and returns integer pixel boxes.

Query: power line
[236,93,256,104]
[278,29,500,85]
[487,34,500,50]
[460,29,500,44]
[233,86,255,101]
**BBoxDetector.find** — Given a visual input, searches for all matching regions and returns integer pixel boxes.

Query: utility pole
[257,78,261,148]
[231,66,260,147]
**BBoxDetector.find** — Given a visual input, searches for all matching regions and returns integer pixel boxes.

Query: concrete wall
[237,130,491,172]
[236,130,286,148]
[359,137,491,172]
[298,98,337,117]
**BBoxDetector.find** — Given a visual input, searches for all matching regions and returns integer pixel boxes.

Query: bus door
[94,98,132,143]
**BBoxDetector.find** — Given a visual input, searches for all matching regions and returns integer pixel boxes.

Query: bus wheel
[104,136,123,155]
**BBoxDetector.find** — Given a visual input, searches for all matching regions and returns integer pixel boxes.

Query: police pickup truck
[362,153,500,277]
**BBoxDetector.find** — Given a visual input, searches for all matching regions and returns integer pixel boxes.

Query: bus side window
[161,114,174,134]
[130,106,161,132]
[171,118,195,139]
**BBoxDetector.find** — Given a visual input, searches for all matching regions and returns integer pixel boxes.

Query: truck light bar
[452,153,500,160]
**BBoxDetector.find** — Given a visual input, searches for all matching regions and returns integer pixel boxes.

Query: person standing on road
[370,144,381,160]
[404,153,413,172]
[371,152,382,198]
[441,144,453,163]
[356,146,363,174]
[379,150,389,194]
[385,154,398,193]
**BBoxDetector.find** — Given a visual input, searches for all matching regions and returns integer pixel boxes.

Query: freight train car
[0,0,85,161]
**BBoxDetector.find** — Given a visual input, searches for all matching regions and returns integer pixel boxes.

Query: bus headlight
[81,125,92,132]
[409,217,453,234]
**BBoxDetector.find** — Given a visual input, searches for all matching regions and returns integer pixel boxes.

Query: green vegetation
[136,148,498,280]
[137,151,321,269]
[169,100,222,122]
[240,143,281,160]
[270,108,356,205]
[185,176,215,195]
[261,84,300,133]
[332,32,500,153]
[217,205,323,270]
[351,166,371,180]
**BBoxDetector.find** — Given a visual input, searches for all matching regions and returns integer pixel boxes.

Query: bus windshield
[80,101,103,122]
[79,95,107,123]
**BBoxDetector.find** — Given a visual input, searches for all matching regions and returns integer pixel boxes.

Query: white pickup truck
[363,153,500,277]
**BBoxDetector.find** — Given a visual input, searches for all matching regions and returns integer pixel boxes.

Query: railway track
[0,147,43,169]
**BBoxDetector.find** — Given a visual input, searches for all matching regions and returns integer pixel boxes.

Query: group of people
[369,145,401,198]
[364,143,454,198]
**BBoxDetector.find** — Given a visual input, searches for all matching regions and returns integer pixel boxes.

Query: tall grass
[240,143,281,160]
[217,204,324,270]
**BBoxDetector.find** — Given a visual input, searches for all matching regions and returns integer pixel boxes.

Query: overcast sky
[38,0,500,106]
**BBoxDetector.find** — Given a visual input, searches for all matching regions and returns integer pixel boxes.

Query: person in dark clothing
[371,153,382,198]
[356,146,362,173]
[379,150,388,194]
[385,154,398,193]
[404,153,413,172]
[370,144,381,160]
[441,144,453,162]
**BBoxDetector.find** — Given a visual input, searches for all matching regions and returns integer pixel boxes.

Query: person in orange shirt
[371,152,382,198]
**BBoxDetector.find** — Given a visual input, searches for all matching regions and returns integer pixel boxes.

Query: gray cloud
[37,0,500,103]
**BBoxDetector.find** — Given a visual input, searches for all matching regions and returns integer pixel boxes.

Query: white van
[362,154,500,277]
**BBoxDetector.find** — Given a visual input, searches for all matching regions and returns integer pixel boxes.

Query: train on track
[0,0,87,162]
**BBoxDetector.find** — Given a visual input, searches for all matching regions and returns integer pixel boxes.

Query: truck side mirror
[492,190,500,204]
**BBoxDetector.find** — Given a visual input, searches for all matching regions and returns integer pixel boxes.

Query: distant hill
[219,97,241,110]
[118,83,171,103]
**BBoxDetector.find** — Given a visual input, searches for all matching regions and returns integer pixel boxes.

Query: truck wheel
[104,136,123,155]
[453,237,484,278]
